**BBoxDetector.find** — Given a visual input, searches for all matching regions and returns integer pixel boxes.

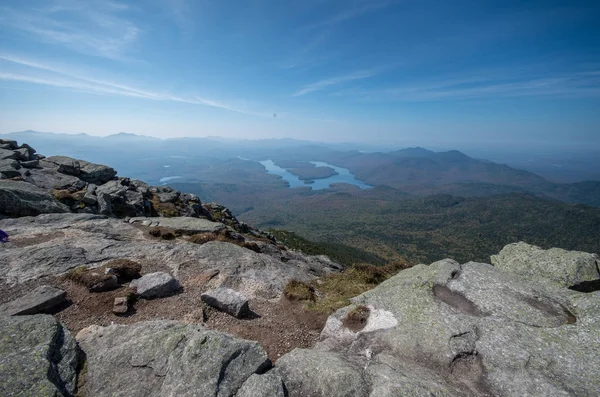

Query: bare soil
[0,272,328,362]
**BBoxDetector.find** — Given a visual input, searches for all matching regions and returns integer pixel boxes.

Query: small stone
[89,274,118,292]
[113,297,129,314]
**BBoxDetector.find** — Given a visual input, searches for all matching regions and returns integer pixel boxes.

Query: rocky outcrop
[0,214,341,298]
[275,257,600,396]
[0,315,80,397]
[0,139,218,221]
[76,320,271,397]
[491,241,600,291]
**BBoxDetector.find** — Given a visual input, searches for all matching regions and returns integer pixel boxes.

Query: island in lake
[273,160,338,183]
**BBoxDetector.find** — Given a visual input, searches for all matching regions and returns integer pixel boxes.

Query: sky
[0,0,599,145]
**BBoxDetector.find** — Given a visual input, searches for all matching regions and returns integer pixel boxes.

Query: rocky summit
[1,140,600,397]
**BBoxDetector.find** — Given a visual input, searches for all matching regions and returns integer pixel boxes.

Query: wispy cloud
[0,55,271,117]
[293,69,378,97]
[302,1,392,31]
[0,1,141,61]
[350,71,600,102]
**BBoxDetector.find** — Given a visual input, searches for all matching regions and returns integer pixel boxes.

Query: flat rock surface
[129,216,225,233]
[0,315,80,397]
[76,320,270,397]
[0,285,66,316]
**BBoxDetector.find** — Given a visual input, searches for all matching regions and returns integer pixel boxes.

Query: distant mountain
[328,149,600,207]
[2,130,599,207]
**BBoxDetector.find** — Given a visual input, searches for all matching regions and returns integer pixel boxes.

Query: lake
[259,160,373,190]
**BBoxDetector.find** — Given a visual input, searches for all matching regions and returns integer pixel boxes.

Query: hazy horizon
[1,1,599,144]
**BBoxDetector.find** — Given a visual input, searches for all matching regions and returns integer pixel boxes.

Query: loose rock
[201,287,250,318]
[130,271,180,299]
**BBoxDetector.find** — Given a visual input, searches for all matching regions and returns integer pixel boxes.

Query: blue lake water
[259,160,373,190]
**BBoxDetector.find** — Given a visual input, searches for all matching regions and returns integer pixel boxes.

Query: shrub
[284,280,316,301]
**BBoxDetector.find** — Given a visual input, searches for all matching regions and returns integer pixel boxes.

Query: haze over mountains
[4,130,600,207]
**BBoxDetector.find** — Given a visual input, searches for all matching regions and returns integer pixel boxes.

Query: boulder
[0,159,22,178]
[78,160,117,184]
[0,180,70,217]
[75,320,270,397]
[20,159,40,169]
[237,372,286,397]
[42,156,81,175]
[0,285,66,316]
[491,241,600,290]
[0,148,18,160]
[25,167,84,190]
[0,139,18,150]
[0,315,80,397]
[288,258,600,397]
[201,287,250,318]
[83,183,98,205]
[14,147,33,161]
[130,272,180,299]
[97,192,112,215]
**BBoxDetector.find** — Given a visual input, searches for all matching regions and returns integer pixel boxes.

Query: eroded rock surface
[277,258,600,397]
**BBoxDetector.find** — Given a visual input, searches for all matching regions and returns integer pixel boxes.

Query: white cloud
[293,69,378,97]
[0,55,271,117]
[0,1,141,61]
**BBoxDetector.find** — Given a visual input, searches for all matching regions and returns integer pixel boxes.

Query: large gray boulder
[0,285,66,316]
[491,242,600,290]
[78,159,117,184]
[201,287,250,318]
[0,180,69,217]
[0,315,80,397]
[76,320,271,397]
[130,272,180,299]
[277,258,600,397]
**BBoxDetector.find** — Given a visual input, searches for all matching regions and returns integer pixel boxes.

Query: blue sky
[0,0,599,144]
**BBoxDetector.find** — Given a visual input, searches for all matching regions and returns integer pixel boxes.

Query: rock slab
[76,320,271,397]
[0,285,66,316]
[0,315,80,397]
[201,287,250,318]
[130,272,180,299]
[491,241,600,290]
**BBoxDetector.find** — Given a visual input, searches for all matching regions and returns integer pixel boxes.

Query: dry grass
[150,195,181,217]
[306,261,409,314]
[343,305,370,332]
[284,280,316,302]
[104,259,141,282]
[63,266,114,290]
